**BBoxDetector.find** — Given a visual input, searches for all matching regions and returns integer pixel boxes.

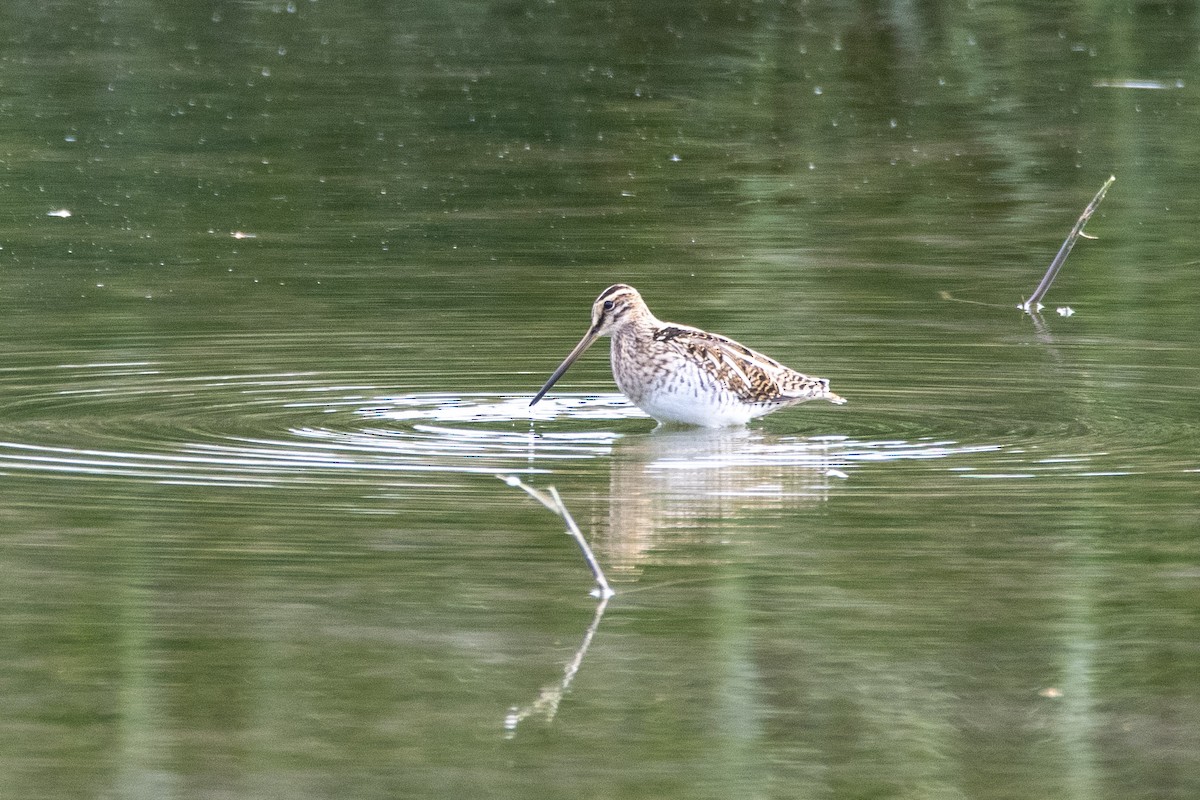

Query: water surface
[2,2,1198,799]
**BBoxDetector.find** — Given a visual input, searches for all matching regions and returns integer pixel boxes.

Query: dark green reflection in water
[1,2,1199,799]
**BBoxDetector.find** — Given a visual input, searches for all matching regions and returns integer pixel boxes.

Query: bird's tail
[818,377,846,405]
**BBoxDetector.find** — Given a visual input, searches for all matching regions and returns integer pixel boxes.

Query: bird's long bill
[529,325,602,406]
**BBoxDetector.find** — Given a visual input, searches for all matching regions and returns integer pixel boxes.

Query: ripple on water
[0,361,1191,491]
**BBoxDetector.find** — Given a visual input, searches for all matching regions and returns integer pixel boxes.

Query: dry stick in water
[499,475,616,599]
[1021,175,1116,313]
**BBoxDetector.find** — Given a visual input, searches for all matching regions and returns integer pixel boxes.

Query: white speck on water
[1056,306,1075,316]
[1093,78,1183,90]
[47,209,72,218]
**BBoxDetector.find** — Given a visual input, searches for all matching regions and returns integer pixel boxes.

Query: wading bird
[530,284,845,427]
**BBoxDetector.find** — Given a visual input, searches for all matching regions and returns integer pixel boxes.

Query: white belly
[634,389,759,427]
[611,350,766,427]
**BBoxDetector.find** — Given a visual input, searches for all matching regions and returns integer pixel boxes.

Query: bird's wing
[651,324,827,404]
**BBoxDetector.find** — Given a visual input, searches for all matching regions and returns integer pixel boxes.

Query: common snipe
[530,284,845,427]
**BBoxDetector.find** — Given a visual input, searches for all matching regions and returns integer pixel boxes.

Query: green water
[2,2,1199,798]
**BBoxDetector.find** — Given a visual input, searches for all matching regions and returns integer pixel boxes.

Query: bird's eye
[603,300,615,311]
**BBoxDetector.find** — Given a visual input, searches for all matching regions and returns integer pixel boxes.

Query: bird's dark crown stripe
[597,284,632,302]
